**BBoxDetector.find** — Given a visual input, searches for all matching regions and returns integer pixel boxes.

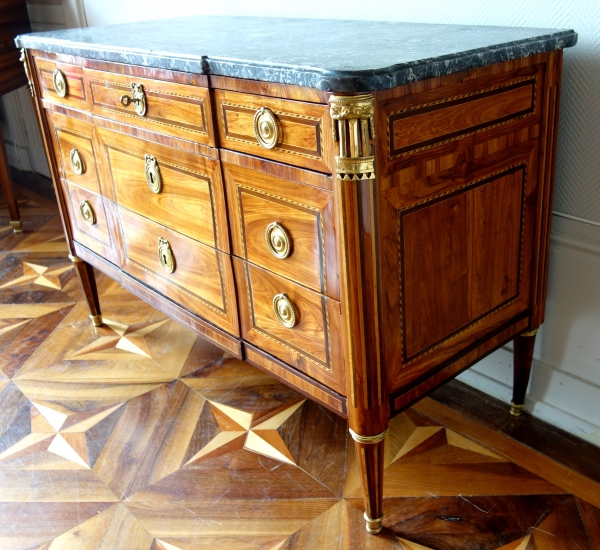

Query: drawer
[214,89,333,173]
[119,208,239,336]
[95,126,229,252]
[33,57,90,111]
[61,179,121,265]
[233,259,345,394]
[223,155,339,300]
[47,111,101,195]
[85,68,215,146]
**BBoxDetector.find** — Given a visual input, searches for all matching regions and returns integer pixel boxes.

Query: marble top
[15,16,577,92]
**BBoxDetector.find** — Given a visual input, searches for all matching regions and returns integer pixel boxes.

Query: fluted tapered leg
[70,254,103,327]
[0,126,22,233]
[511,329,537,416]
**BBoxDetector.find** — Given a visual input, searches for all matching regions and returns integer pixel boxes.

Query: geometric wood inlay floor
[1,180,599,549]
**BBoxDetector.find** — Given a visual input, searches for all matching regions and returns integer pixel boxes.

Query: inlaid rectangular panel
[33,56,90,111]
[85,68,215,146]
[402,167,525,360]
[119,207,239,336]
[214,89,333,173]
[381,63,543,162]
[61,179,121,265]
[95,126,229,252]
[233,259,345,394]
[46,110,100,195]
[223,153,338,299]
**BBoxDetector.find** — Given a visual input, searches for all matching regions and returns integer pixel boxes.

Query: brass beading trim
[68,254,83,263]
[349,428,387,444]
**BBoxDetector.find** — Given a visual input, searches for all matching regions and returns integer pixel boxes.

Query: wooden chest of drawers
[17,17,577,534]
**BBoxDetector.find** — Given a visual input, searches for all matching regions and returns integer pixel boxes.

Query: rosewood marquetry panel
[375,56,552,395]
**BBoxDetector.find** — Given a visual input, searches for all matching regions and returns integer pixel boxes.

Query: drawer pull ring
[79,200,96,226]
[120,83,147,116]
[70,148,84,175]
[265,222,292,259]
[158,237,176,274]
[144,154,162,193]
[53,69,68,98]
[273,293,298,328]
[253,107,279,149]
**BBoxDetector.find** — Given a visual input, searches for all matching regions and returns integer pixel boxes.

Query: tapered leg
[511,329,538,416]
[350,427,387,534]
[0,125,22,233]
[69,254,103,326]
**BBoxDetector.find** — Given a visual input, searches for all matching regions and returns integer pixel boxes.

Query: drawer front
[47,111,100,195]
[233,259,345,394]
[34,57,90,111]
[214,89,333,173]
[223,157,339,299]
[119,208,239,336]
[95,126,229,252]
[62,180,121,265]
[85,68,214,146]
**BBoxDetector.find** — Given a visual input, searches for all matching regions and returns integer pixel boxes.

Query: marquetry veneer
[20,44,566,535]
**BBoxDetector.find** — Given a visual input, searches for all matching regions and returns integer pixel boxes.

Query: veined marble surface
[15,16,577,92]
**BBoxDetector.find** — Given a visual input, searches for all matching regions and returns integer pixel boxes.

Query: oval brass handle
[70,148,84,175]
[52,68,68,98]
[253,107,279,149]
[158,237,176,273]
[120,83,147,116]
[265,222,291,259]
[79,200,96,226]
[272,293,298,328]
[144,154,162,193]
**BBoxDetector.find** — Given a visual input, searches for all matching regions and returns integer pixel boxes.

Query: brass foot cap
[510,401,524,417]
[90,314,103,327]
[364,512,383,534]
[10,220,23,233]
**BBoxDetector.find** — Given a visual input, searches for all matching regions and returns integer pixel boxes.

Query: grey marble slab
[15,16,577,92]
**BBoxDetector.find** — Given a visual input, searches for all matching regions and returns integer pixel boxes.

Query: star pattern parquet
[0,181,599,549]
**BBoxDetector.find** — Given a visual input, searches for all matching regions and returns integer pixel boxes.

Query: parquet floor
[1,180,599,549]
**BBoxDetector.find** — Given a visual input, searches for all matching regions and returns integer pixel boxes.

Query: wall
[79,0,600,445]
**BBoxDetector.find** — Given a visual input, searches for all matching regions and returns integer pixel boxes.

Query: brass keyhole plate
[144,154,162,193]
[158,237,176,273]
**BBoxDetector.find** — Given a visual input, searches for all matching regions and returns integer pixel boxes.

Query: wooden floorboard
[0,176,598,548]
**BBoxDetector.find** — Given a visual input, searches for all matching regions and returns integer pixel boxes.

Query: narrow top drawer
[84,68,215,146]
[214,90,333,174]
[33,57,91,111]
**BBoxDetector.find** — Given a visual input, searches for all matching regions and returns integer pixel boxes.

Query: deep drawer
[214,89,333,173]
[223,153,339,300]
[95,126,229,252]
[233,259,345,394]
[47,111,100,195]
[85,68,215,146]
[119,208,239,336]
[61,179,121,265]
